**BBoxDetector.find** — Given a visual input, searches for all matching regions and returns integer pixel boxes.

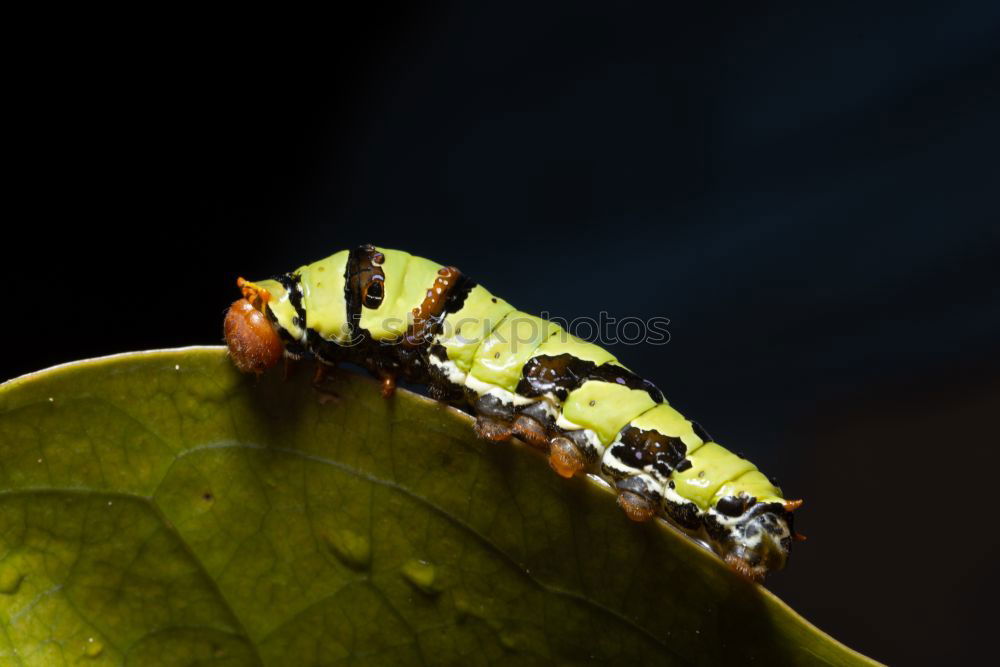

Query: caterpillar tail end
[716,503,797,582]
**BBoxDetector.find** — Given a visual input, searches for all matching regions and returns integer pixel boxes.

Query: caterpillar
[224,245,804,581]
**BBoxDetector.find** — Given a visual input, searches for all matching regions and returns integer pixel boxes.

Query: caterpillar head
[224,278,284,374]
[708,500,801,582]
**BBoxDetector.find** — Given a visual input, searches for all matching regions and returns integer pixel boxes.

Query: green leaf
[0,348,876,666]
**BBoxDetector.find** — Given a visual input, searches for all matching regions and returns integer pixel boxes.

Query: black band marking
[516,353,664,403]
[343,244,384,341]
[618,425,687,471]
[275,273,307,331]
[444,274,477,314]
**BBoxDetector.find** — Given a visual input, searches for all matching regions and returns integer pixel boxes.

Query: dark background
[5,2,999,664]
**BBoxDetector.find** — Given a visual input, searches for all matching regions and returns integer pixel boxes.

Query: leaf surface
[0,348,876,665]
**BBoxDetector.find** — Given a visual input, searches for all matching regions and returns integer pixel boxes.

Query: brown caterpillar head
[224,296,283,375]
[711,501,796,582]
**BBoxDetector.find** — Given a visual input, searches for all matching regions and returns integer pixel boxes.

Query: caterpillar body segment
[224,244,801,581]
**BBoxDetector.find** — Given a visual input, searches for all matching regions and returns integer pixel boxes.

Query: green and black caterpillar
[224,244,804,581]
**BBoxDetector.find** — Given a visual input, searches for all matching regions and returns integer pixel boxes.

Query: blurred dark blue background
[6,2,998,663]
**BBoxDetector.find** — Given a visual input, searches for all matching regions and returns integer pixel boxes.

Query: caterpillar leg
[474,416,513,442]
[380,373,397,399]
[548,436,585,479]
[310,364,340,404]
[614,476,660,522]
[511,415,549,449]
[283,355,301,381]
[617,492,657,522]
[312,363,330,385]
[475,413,553,451]
[724,555,765,583]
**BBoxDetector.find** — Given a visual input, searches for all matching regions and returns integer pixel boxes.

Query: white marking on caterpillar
[428,353,466,385]
[464,375,537,406]
[601,446,641,479]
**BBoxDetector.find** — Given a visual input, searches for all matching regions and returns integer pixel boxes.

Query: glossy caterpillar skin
[224,245,803,581]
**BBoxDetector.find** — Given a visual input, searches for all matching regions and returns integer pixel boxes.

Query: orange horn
[237,277,271,309]
[783,499,804,512]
